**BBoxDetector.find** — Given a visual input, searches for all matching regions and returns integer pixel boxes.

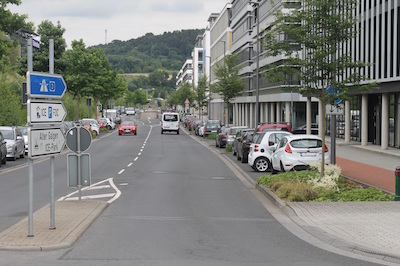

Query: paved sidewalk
[0,200,108,251]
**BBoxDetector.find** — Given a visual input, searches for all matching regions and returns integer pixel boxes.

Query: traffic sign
[66,126,92,153]
[27,71,67,98]
[28,127,66,158]
[28,99,66,124]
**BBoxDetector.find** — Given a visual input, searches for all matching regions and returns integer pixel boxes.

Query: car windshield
[164,114,178,122]
[290,139,322,148]
[253,133,265,144]
[121,121,134,126]
[81,120,90,126]
[20,127,28,135]
[0,129,14,139]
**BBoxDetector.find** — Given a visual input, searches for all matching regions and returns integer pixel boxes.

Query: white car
[248,131,292,172]
[271,134,330,173]
[125,107,136,115]
[198,124,205,137]
[81,119,100,136]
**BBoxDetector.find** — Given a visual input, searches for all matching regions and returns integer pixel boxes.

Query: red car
[118,121,137,135]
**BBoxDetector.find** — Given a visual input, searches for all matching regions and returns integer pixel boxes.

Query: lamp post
[219,40,227,124]
[250,1,260,128]
[205,55,212,119]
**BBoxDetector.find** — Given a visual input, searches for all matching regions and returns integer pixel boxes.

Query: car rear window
[290,139,322,148]
[164,114,178,122]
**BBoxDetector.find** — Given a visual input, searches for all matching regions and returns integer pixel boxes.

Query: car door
[271,137,288,169]
[16,129,24,156]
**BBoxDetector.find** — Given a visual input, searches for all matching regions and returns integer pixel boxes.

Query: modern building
[175,59,193,89]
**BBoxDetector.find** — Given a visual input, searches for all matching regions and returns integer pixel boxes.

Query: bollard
[395,167,400,201]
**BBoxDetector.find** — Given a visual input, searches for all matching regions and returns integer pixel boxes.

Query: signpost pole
[27,37,34,237]
[49,39,56,230]
[330,114,336,165]
[78,126,82,201]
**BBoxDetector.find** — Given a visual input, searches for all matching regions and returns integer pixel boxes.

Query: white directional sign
[28,127,66,158]
[28,99,66,124]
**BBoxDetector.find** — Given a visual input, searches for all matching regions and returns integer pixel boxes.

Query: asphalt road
[0,116,383,265]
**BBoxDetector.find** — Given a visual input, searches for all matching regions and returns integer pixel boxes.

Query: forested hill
[94,29,204,74]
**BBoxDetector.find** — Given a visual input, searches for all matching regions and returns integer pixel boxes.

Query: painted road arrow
[27,71,67,99]
[28,127,66,158]
[28,99,67,124]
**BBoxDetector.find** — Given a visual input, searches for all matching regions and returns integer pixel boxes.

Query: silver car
[0,126,25,161]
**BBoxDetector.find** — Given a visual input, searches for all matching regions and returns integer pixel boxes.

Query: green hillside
[94,29,204,74]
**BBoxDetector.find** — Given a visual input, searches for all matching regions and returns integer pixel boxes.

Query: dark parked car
[292,123,319,135]
[203,120,221,138]
[215,126,230,148]
[236,130,255,163]
[232,128,251,156]
[0,132,7,167]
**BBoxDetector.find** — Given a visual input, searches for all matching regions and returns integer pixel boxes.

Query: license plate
[125,129,130,132]
[300,152,316,157]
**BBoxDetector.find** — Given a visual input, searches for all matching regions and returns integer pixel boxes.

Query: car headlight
[6,144,13,150]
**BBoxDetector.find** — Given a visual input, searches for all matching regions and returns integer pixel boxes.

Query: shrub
[257,166,394,202]
[206,133,217,140]
[225,144,232,152]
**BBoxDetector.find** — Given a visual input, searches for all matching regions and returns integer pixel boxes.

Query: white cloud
[10,0,228,47]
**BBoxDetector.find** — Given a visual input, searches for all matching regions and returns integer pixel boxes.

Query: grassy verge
[257,164,394,202]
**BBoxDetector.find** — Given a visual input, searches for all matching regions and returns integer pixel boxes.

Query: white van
[161,112,180,134]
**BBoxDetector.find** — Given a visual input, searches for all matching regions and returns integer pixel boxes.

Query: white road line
[127,163,133,167]
[134,157,138,161]
[138,153,142,156]
[108,178,122,203]
[140,149,143,152]
[118,169,125,175]
[87,185,111,190]
[65,193,116,201]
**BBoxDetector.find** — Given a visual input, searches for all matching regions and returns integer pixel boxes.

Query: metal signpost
[26,39,67,236]
[326,86,343,165]
[65,126,92,200]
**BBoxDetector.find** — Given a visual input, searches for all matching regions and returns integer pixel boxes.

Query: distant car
[81,119,100,136]
[0,132,7,167]
[230,127,250,155]
[292,123,319,135]
[195,121,206,136]
[118,121,137,135]
[19,126,29,155]
[248,131,292,172]
[98,117,115,130]
[0,126,25,161]
[215,126,230,148]
[271,134,330,173]
[161,112,180,134]
[255,122,291,133]
[236,129,254,163]
[203,120,221,138]
[198,123,205,137]
[125,107,136,116]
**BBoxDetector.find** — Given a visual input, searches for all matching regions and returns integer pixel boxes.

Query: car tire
[161,129,163,134]
[216,141,219,148]
[254,157,270,172]
[280,161,286,173]
[232,147,236,156]
[241,155,247,163]
[237,152,241,161]
[20,151,24,159]
[2,155,6,165]
[177,130,179,135]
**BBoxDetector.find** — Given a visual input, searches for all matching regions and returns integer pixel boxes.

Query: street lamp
[250,1,260,128]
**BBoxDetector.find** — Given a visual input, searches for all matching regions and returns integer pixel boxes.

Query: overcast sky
[10,0,229,48]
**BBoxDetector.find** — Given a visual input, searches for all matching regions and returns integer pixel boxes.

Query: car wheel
[161,129,163,134]
[216,141,218,147]
[177,130,179,135]
[232,147,236,156]
[280,161,286,173]
[20,151,24,159]
[2,156,6,165]
[241,154,247,163]
[237,152,241,161]
[254,157,270,172]
[135,131,137,135]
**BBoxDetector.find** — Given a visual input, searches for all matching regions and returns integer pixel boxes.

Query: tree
[264,0,372,176]
[31,20,66,73]
[195,75,208,119]
[212,54,245,125]
[0,0,33,72]
[63,40,93,120]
